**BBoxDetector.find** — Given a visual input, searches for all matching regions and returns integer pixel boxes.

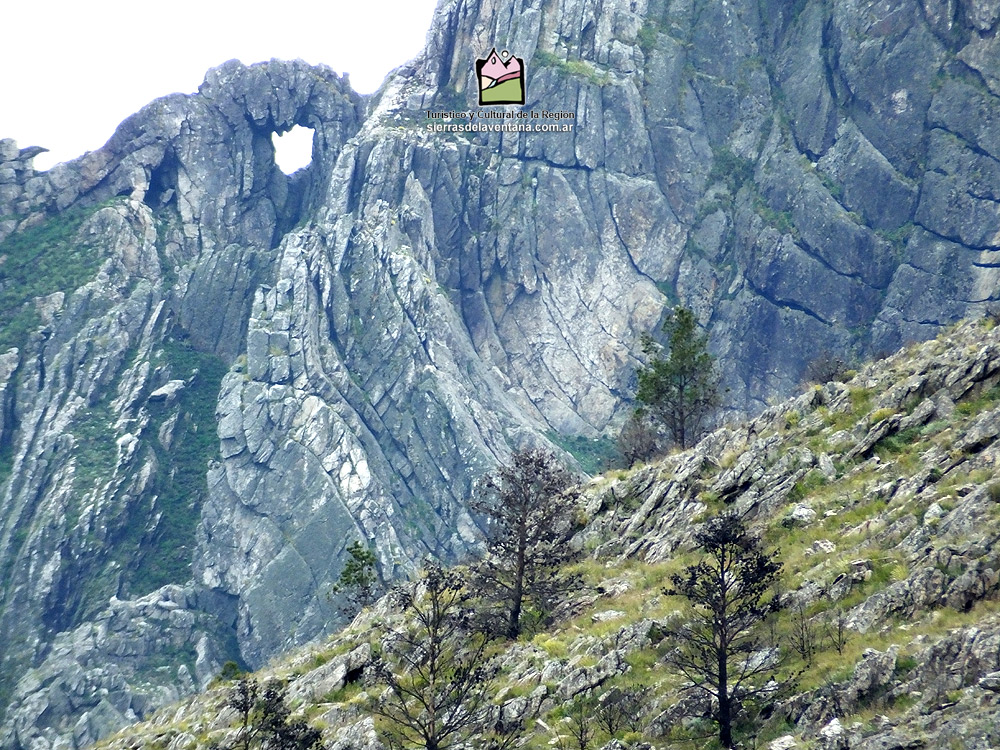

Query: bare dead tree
[790,600,818,664]
[471,448,581,639]
[553,699,595,750]
[212,678,323,750]
[825,608,851,655]
[594,682,651,737]
[369,564,498,750]
[481,697,532,750]
[616,412,660,467]
[803,350,851,385]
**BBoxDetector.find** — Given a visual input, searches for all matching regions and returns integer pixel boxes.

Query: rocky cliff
[2,0,1000,746]
[88,316,1000,750]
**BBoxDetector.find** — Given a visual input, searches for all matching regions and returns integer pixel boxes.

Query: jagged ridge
[3,0,1000,746]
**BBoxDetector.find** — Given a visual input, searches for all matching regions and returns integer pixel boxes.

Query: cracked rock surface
[3,0,1000,746]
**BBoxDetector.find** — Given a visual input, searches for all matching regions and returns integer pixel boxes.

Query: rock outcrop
[3,0,1000,746]
[89,317,1000,750]
[0,61,366,748]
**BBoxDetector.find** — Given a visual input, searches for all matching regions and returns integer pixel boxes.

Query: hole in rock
[272,126,315,174]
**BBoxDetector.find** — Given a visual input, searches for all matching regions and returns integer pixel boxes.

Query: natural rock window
[272,126,314,174]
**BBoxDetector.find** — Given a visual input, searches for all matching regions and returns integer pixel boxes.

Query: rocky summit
[1,0,1000,747]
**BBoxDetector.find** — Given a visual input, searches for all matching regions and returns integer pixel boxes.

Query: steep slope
[88,317,1000,750]
[3,0,1000,746]
[0,61,367,745]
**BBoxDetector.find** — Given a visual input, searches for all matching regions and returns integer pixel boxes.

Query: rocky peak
[2,0,1000,747]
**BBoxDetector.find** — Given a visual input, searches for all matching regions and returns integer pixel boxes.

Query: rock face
[0,62,367,748]
[2,585,236,750]
[2,0,1000,746]
[89,318,1000,750]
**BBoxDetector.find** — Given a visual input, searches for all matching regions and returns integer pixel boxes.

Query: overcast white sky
[1,0,441,172]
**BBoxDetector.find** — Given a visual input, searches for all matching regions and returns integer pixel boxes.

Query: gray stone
[790,505,817,525]
[966,0,1000,31]
[769,735,798,750]
[0,138,19,161]
[850,560,874,582]
[958,35,1000,95]
[776,2,838,157]
[148,380,186,402]
[591,610,626,624]
[817,717,848,750]
[809,539,837,555]
[924,502,946,524]
[818,122,918,231]
[979,671,1000,692]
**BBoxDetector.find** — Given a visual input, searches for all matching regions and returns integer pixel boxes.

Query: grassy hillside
[92,318,1000,750]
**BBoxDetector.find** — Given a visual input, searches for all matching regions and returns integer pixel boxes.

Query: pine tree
[635,306,720,449]
[331,539,379,614]
[662,512,785,748]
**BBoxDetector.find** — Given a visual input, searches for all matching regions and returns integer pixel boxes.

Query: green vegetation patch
[708,147,755,193]
[0,435,14,492]
[874,426,922,457]
[817,170,845,201]
[788,468,828,503]
[876,223,915,258]
[71,402,120,495]
[0,203,110,351]
[955,383,1000,417]
[547,432,617,475]
[849,387,874,414]
[125,339,228,595]
[533,51,610,86]
[636,18,667,54]
[752,192,797,237]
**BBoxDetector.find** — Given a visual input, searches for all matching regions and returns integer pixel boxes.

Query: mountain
[2,0,1000,746]
[88,316,1000,749]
